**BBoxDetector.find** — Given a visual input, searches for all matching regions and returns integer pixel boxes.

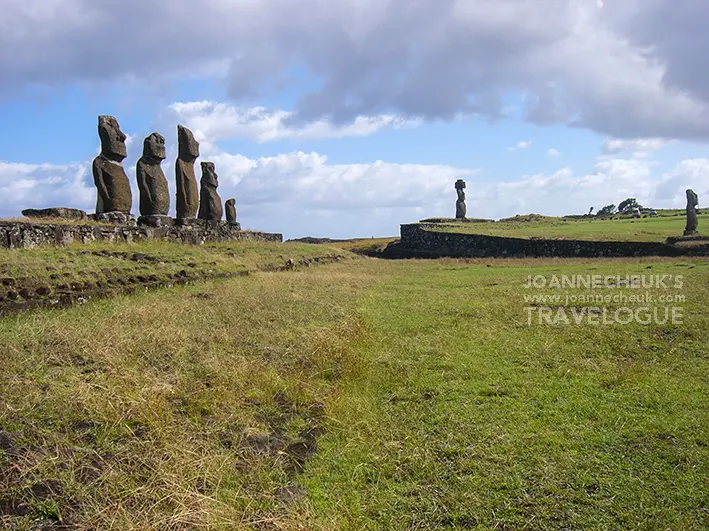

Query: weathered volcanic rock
[455,179,467,219]
[225,198,237,225]
[198,162,223,221]
[93,115,132,213]
[137,133,169,216]
[22,208,87,220]
[175,125,200,219]
[685,189,699,235]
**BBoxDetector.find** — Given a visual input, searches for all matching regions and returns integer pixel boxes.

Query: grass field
[1,246,708,529]
[427,213,708,242]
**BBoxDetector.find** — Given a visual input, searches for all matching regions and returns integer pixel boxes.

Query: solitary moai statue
[684,189,699,235]
[136,133,169,216]
[225,198,237,225]
[198,162,223,221]
[93,115,132,213]
[175,125,200,219]
[455,179,467,219]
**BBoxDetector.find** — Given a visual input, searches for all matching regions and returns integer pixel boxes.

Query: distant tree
[618,197,642,214]
[596,204,617,217]
[588,206,594,215]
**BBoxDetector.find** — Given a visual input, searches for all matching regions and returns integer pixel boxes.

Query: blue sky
[2,0,708,239]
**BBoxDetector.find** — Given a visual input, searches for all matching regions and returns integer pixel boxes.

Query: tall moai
[455,179,467,219]
[198,162,223,221]
[92,115,132,214]
[136,133,169,216]
[175,125,200,220]
[684,189,699,235]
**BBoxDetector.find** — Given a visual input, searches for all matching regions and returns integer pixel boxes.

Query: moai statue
[455,179,467,219]
[175,125,200,220]
[92,115,132,213]
[684,189,699,235]
[225,198,238,225]
[136,133,169,216]
[198,162,223,221]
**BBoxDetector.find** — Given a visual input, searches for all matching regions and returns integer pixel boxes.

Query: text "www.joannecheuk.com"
[524,306,684,326]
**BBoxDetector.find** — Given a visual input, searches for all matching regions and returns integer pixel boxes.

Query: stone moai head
[177,125,199,160]
[687,189,699,207]
[98,115,128,161]
[200,162,219,187]
[226,198,235,208]
[143,133,166,163]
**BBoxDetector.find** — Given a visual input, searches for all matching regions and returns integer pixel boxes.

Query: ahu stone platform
[0,220,282,249]
[381,223,700,258]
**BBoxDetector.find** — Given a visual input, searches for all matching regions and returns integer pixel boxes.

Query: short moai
[92,115,132,214]
[175,125,200,220]
[684,189,699,235]
[136,133,169,216]
[225,198,238,225]
[198,162,223,221]
[455,179,467,219]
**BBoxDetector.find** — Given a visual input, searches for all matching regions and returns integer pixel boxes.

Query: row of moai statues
[92,115,238,226]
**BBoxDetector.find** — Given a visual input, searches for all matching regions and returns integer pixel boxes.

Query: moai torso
[175,125,200,219]
[92,115,132,213]
[198,162,223,221]
[136,133,169,216]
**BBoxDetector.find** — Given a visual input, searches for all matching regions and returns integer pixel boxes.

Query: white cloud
[547,148,561,157]
[603,138,669,155]
[0,162,95,214]
[165,101,421,143]
[509,141,532,151]
[3,1,709,140]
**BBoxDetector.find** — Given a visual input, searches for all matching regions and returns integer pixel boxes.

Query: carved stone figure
[136,133,169,216]
[92,115,132,213]
[455,179,467,219]
[225,198,237,224]
[175,125,200,219]
[198,162,223,221]
[684,189,699,235]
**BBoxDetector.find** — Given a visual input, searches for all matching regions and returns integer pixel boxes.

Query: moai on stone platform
[455,179,467,219]
[92,115,132,214]
[137,133,169,217]
[175,125,200,220]
[198,162,223,221]
[225,198,238,225]
[684,189,699,235]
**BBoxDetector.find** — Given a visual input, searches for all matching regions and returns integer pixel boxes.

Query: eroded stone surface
[175,125,200,219]
[455,179,467,219]
[91,212,137,226]
[684,189,699,235]
[93,116,132,214]
[137,133,169,216]
[137,215,173,228]
[22,208,87,220]
[198,162,223,221]
[225,198,237,224]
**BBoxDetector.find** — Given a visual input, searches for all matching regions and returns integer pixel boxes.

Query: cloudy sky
[1,0,708,238]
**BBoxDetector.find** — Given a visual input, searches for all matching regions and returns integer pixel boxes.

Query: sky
[1,0,708,239]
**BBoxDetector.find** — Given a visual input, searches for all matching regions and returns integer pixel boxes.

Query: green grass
[1,250,708,529]
[0,240,352,305]
[299,257,709,529]
[427,213,708,242]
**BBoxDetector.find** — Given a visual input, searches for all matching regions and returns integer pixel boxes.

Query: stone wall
[0,221,282,249]
[395,223,685,258]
